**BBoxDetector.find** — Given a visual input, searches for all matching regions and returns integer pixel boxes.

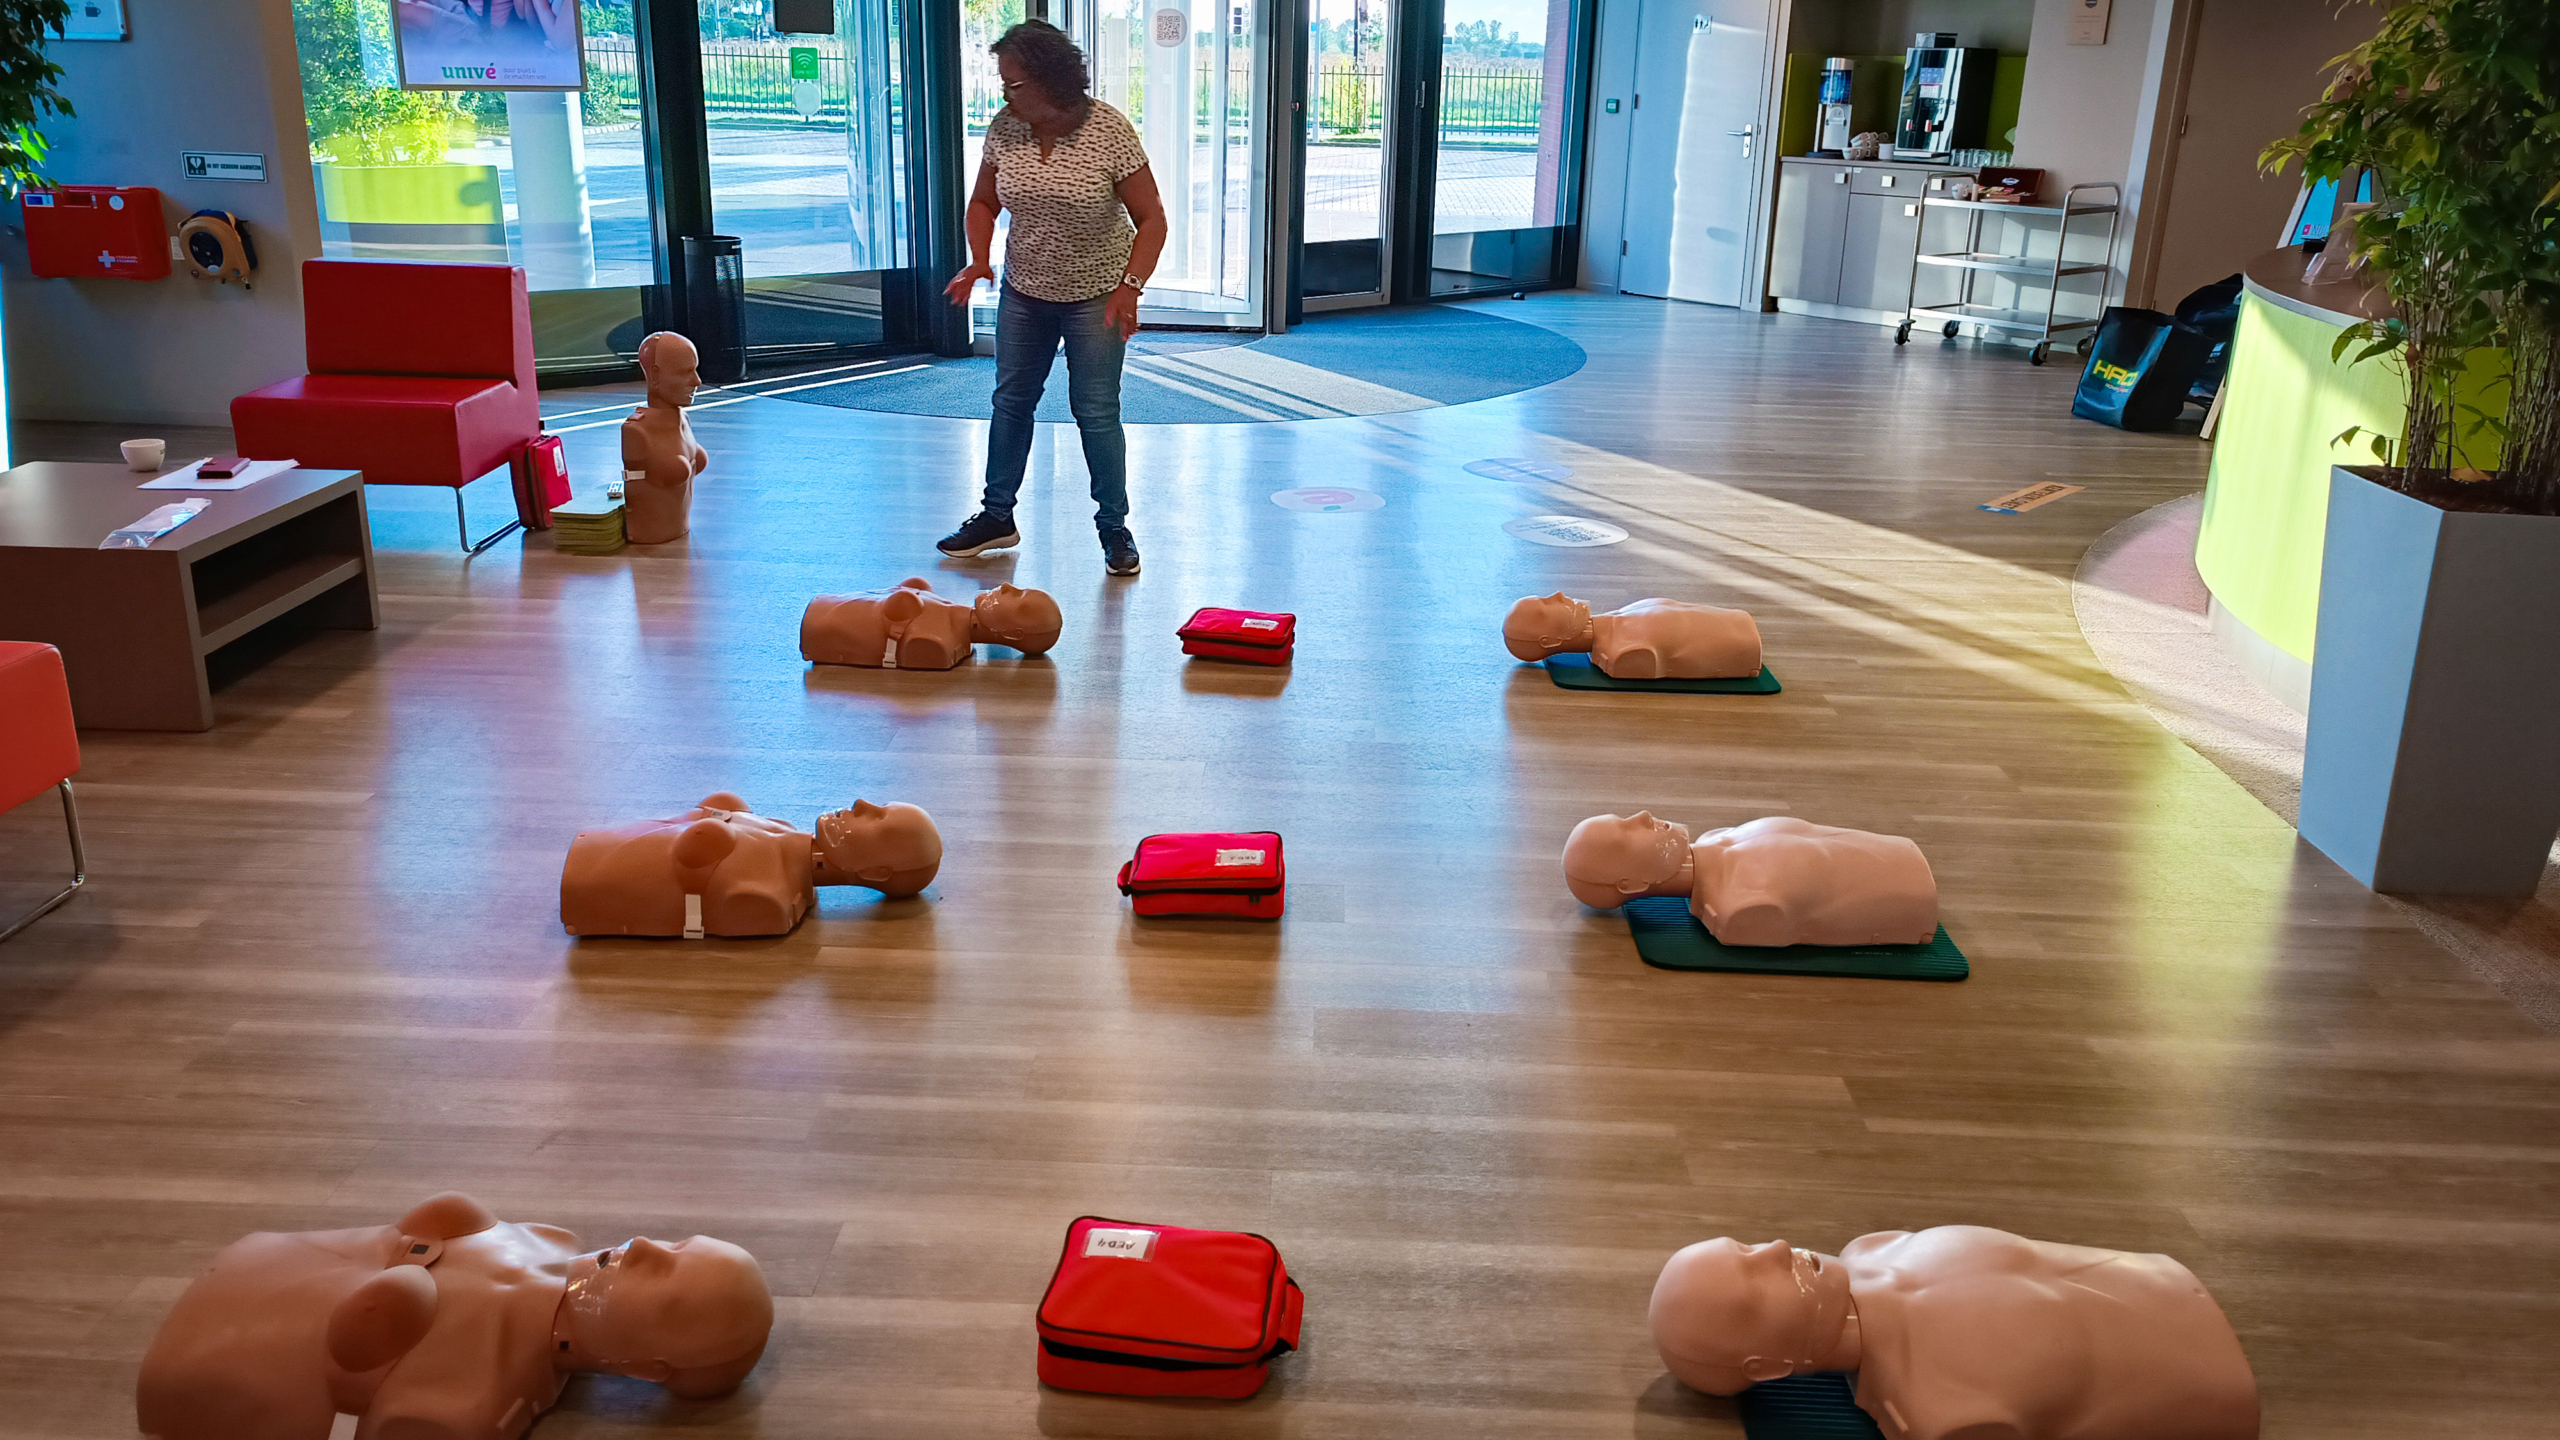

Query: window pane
[1432,0,1574,235]
[699,0,911,281]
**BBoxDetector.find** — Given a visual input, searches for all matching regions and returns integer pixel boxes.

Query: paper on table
[139,458,296,491]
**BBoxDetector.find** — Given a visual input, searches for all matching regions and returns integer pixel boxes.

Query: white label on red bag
[1214,849,1267,867]
[1083,1227,1158,1260]
[1240,618,1281,631]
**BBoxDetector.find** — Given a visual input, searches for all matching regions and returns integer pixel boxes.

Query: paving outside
[460,123,1540,308]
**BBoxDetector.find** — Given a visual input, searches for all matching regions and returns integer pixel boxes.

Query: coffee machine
[1892,32,1995,160]
[1815,57,1855,157]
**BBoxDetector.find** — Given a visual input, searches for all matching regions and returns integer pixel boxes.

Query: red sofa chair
[232,259,542,553]
[0,642,85,942]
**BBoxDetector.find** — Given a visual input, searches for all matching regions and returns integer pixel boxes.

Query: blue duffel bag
[2072,307,2212,432]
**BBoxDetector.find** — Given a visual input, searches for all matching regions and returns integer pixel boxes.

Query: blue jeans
[981,286,1129,532]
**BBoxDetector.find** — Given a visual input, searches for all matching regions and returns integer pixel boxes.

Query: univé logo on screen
[440,63,500,81]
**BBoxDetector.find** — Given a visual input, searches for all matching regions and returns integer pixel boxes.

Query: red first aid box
[1178,608,1295,666]
[1036,1216,1304,1399]
[21,186,170,280]
[515,434,572,529]
[1117,832,1285,919]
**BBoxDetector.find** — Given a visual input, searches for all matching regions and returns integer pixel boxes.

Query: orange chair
[0,642,84,941]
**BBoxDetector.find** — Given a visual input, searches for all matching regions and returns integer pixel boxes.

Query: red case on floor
[1179,608,1295,666]
[1036,1216,1304,1399]
[515,434,572,529]
[1116,832,1286,919]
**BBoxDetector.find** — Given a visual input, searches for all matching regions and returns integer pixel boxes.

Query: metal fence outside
[587,39,1545,147]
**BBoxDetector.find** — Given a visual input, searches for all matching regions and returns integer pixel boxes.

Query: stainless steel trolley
[1896,182,2122,365]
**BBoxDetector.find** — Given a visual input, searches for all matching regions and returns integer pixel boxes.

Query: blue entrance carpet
[778,304,1586,425]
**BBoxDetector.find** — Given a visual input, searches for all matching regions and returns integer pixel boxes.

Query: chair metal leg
[0,781,86,943]
[457,484,523,556]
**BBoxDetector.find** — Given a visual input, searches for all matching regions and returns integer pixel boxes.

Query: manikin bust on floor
[621,331,708,545]
[1649,1228,2260,1440]
[561,791,942,937]
[1504,593,1763,679]
[136,1192,773,1440]
[1563,813,1937,947]
[800,578,1063,669]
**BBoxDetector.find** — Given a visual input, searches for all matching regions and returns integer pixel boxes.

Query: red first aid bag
[1036,1216,1304,1399]
[1116,832,1286,919]
[515,434,573,529]
[1179,608,1295,666]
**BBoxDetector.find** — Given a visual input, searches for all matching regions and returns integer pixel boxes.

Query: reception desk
[2191,248,2399,710]
[2195,247,2508,709]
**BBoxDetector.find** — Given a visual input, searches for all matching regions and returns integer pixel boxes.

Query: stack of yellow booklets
[550,493,626,554]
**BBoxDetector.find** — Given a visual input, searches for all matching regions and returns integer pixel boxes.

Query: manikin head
[557,1235,774,1398]
[973,583,1063,654]
[1648,1238,1858,1396]
[638,331,702,409]
[816,799,944,896]
[1562,811,1693,909]
[1503,592,1592,661]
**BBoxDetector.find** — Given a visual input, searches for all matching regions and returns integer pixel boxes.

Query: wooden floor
[4,293,2556,1438]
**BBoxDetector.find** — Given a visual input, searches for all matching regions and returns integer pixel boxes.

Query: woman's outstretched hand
[944,264,995,307]
[1104,286,1141,340]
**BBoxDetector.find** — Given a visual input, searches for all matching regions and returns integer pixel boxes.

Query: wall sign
[2068,0,2111,46]
[58,0,127,41]
[182,152,268,183]
[1152,8,1188,47]
[395,0,588,91]
[789,46,822,118]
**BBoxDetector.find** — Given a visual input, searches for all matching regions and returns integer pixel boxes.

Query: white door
[1617,0,1768,305]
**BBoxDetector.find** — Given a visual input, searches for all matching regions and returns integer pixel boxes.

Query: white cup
[122,439,167,472]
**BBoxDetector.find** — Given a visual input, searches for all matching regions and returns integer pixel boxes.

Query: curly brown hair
[991,20,1092,110]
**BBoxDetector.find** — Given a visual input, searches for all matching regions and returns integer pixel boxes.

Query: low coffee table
[0,462,377,731]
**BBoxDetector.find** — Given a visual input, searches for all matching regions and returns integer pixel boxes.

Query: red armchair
[0,642,85,942]
[232,259,542,553]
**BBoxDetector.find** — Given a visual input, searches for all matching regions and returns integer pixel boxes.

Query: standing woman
[939,21,1168,576]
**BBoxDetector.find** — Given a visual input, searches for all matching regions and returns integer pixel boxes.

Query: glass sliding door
[699,0,911,363]
[1427,0,1585,294]
[1302,0,1392,306]
[1064,0,1268,325]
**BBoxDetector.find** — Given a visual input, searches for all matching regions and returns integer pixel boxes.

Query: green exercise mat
[1542,654,1781,693]
[1625,897,1968,981]
[1736,1374,1884,1440]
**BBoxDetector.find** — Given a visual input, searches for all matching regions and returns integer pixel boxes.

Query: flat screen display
[394,0,587,91]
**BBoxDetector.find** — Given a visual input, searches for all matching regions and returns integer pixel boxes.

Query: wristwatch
[1121,272,1145,292]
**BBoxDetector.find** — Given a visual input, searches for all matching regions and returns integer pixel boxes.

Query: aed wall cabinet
[22,186,171,280]
[1770,159,1965,324]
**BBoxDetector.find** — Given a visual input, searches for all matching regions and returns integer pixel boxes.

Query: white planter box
[2299,466,2560,895]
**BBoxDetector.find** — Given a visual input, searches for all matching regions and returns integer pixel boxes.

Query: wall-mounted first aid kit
[1035,1216,1303,1399]
[22,186,170,280]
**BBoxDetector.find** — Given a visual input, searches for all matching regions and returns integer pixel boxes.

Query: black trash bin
[681,234,745,384]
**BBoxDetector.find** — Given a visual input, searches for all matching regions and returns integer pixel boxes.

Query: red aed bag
[1036,1216,1304,1399]
[515,434,572,529]
[1116,832,1285,919]
[1179,608,1295,666]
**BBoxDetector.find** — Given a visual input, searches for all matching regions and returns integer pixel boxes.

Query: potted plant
[0,0,74,202]
[293,0,507,263]
[2262,0,2560,896]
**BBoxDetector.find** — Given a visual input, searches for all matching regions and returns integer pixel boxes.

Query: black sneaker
[1101,527,1141,576]
[938,511,1020,557]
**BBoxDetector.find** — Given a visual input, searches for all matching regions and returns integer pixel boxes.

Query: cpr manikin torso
[137,1192,773,1440]
[1505,593,1762,679]
[1648,1228,2259,1440]
[800,578,1063,669]
[621,331,708,545]
[561,791,942,937]
[1563,813,1936,946]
